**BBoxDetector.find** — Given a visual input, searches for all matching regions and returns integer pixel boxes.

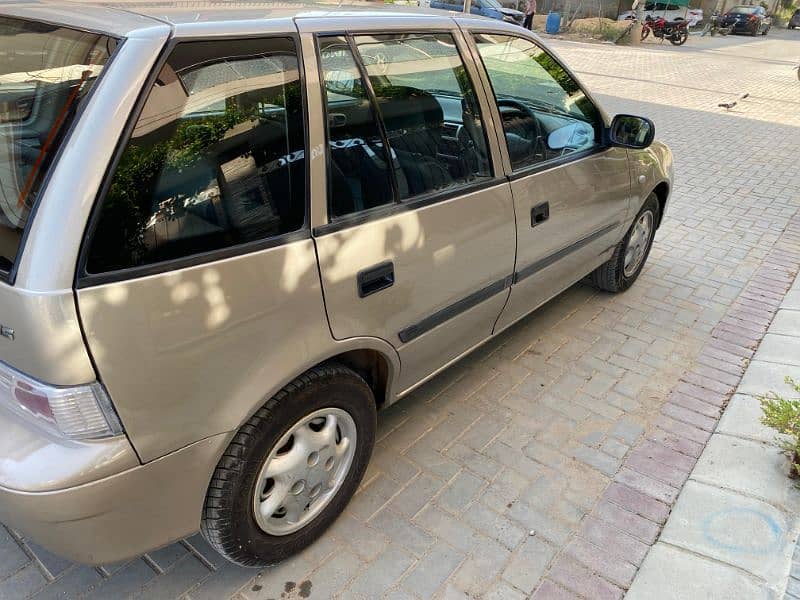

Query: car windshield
[0,17,114,275]
[481,0,504,9]
[729,6,757,13]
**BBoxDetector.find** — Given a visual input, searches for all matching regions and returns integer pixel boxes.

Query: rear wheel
[591,194,659,293]
[201,363,376,566]
[670,29,688,45]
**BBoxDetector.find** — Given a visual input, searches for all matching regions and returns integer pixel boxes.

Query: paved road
[2,28,799,600]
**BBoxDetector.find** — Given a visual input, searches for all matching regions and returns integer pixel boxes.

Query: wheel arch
[652,181,670,228]
[233,336,401,434]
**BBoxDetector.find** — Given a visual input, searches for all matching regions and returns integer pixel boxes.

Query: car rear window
[729,6,757,13]
[0,17,114,275]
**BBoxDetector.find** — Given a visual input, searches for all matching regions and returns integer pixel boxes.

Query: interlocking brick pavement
[2,29,799,600]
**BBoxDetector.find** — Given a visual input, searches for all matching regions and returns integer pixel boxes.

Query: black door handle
[357,261,395,298]
[531,202,549,227]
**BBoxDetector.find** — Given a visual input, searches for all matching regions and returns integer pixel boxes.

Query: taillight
[0,362,123,439]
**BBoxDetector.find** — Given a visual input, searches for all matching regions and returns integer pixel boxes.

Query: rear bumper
[0,433,229,565]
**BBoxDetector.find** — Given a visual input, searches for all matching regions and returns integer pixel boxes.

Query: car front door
[302,25,516,394]
[461,27,631,332]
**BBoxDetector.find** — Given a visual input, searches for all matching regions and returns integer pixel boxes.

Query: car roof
[0,0,479,36]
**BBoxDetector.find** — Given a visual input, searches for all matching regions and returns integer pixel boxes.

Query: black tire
[641,26,650,40]
[591,193,659,293]
[762,26,769,35]
[670,29,688,45]
[201,363,376,567]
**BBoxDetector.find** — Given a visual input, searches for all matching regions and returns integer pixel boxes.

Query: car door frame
[297,17,509,230]
[455,20,632,333]
[297,17,520,397]
[455,19,621,181]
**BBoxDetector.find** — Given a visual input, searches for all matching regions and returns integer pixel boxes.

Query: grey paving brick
[22,541,74,581]
[571,444,620,476]
[327,513,388,562]
[146,542,189,573]
[346,544,414,598]
[132,554,211,599]
[501,535,556,593]
[30,566,104,600]
[387,473,445,518]
[185,562,255,600]
[610,419,645,445]
[82,559,158,599]
[414,504,485,553]
[436,470,486,514]
[506,501,573,546]
[369,508,435,557]
[0,526,28,580]
[462,501,526,551]
[451,538,510,596]
[303,548,362,599]
[0,563,47,598]
[399,541,464,599]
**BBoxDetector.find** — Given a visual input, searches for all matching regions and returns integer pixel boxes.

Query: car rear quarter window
[86,37,306,275]
[0,17,114,276]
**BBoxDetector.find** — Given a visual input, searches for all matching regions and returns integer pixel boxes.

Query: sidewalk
[627,274,800,599]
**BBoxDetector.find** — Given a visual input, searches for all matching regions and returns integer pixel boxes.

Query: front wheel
[670,29,688,45]
[641,26,650,40]
[201,363,377,566]
[591,194,659,293]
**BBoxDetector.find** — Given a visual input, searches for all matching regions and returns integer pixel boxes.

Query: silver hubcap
[252,408,357,536]
[623,210,654,277]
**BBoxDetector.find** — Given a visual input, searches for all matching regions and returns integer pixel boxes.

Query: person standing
[523,0,536,30]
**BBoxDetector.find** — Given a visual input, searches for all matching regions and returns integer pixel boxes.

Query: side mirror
[609,114,655,149]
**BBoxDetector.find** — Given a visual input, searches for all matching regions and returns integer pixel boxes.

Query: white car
[618,2,704,26]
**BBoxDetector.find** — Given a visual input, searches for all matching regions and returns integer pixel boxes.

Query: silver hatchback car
[0,0,672,567]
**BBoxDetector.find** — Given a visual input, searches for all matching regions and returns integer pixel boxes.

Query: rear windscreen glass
[0,17,115,273]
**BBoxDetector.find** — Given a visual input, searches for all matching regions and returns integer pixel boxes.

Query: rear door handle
[531,202,549,227]
[357,261,395,298]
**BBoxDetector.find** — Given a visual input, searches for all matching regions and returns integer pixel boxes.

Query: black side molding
[514,222,620,284]
[398,275,513,343]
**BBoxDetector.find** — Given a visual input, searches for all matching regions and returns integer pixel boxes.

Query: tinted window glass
[0,18,114,272]
[474,34,602,171]
[319,37,394,219]
[354,33,491,201]
[87,38,305,274]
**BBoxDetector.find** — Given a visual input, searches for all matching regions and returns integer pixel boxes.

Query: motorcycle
[701,11,733,36]
[641,15,689,45]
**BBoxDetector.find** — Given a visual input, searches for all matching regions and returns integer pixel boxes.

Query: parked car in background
[788,8,800,29]
[619,2,704,26]
[430,0,525,23]
[0,0,672,569]
[720,5,771,35]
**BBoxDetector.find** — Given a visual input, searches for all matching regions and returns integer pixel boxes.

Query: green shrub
[760,376,800,477]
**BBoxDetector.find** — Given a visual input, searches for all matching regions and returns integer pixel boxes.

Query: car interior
[87,44,306,273]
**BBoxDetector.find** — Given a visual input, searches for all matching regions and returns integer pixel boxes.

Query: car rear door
[458,24,631,332]
[298,20,516,394]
